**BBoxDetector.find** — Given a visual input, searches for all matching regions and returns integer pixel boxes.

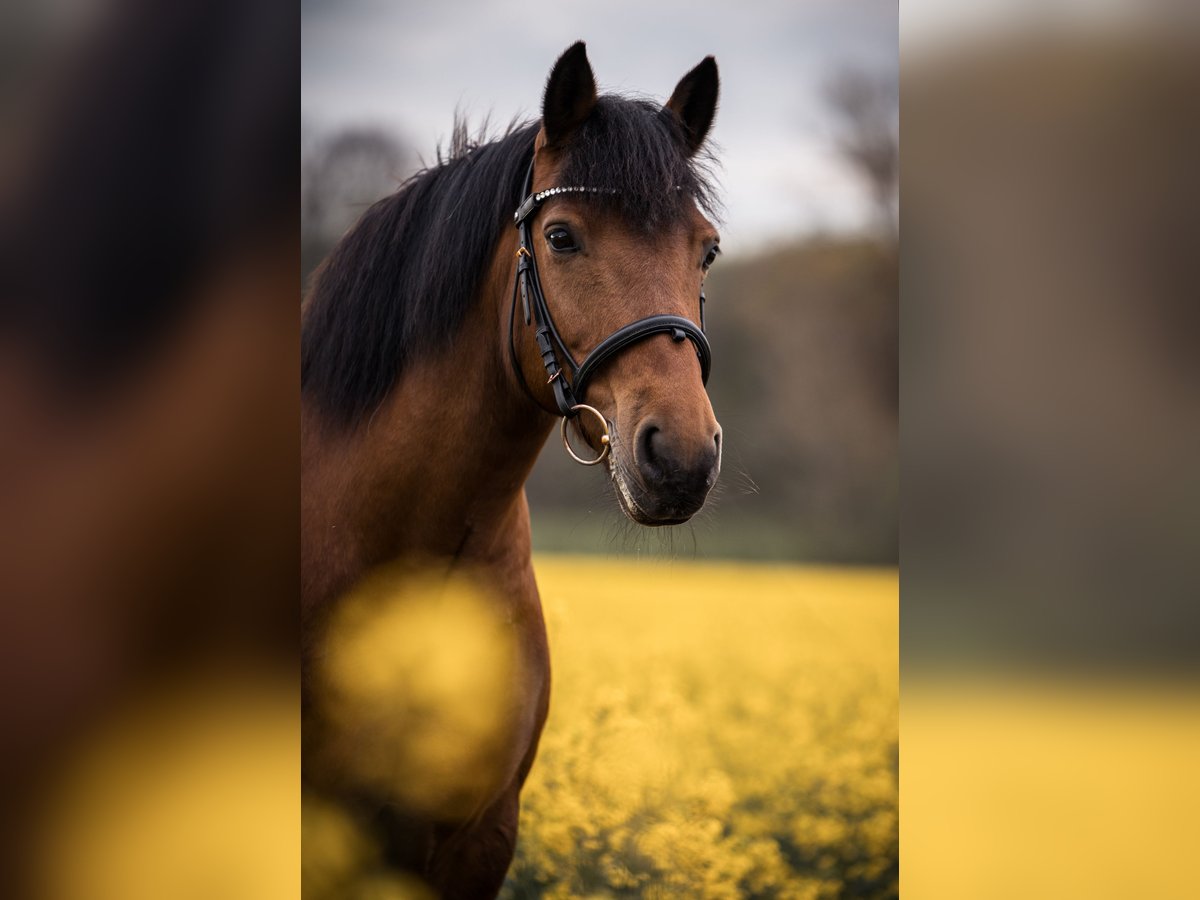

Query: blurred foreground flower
[30,670,297,900]
[311,567,521,820]
[302,793,435,900]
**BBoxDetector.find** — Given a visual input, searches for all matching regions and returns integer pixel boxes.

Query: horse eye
[703,245,721,270]
[546,228,578,253]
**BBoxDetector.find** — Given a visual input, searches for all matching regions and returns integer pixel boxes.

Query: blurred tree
[824,68,899,415]
[301,124,414,285]
[825,69,898,240]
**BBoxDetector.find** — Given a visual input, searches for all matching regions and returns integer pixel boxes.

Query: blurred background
[902,0,1200,673]
[302,0,899,564]
[1,1,298,897]
[901,3,1200,898]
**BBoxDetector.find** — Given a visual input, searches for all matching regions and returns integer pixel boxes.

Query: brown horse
[301,42,721,897]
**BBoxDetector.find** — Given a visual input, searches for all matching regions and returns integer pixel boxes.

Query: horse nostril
[709,431,722,482]
[638,424,664,480]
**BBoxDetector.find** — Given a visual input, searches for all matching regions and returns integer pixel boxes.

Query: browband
[515,184,617,227]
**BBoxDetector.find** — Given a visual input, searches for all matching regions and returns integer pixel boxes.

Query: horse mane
[301,95,719,427]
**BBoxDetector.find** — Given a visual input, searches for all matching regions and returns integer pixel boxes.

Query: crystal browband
[514,185,619,225]
[534,185,617,202]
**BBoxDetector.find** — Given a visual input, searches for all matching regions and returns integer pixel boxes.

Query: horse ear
[542,41,597,147]
[665,56,719,155]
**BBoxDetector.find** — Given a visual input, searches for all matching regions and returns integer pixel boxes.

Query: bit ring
[560,404,611,466]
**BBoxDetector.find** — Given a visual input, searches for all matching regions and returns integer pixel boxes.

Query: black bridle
[508,159,711,427]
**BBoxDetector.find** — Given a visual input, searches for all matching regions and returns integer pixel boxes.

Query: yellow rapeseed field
[502,557,898,900]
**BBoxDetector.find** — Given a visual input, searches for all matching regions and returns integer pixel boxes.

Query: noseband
[508,159,711,464]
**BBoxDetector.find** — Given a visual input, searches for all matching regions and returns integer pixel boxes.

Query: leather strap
[574,315,709,398]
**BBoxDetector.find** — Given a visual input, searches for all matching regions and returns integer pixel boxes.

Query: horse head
[510,42,723,525]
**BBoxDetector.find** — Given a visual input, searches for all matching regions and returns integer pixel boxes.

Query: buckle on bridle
[514,195,539,225]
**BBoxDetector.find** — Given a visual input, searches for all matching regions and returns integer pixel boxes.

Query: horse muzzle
[610,420,721,525]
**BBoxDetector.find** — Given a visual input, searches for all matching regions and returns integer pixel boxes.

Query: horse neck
[302,245,552,602]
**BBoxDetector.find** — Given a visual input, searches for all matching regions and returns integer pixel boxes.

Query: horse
[300,42,722,898]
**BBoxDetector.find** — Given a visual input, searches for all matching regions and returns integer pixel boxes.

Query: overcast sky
[302,0,896,253]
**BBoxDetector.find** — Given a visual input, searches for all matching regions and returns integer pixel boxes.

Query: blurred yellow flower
[503,558,897,899]
[314,565,521,820]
